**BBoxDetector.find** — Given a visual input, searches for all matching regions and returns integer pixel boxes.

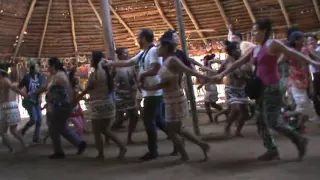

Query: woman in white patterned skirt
[141,31,210,161]
[0,68,28,153]
[77,51,126,160]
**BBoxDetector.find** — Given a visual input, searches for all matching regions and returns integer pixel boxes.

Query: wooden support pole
[243,0,256,22]
[175,0,200,135]
[100,0,116,59]
[68,0,78,60]
[38,0,52,58]
[213,0,230,28]
[277,0,291,28]
[180,0,207,45]
[13,0,37,60]
[312,0,320,23]
[154,0,174,29]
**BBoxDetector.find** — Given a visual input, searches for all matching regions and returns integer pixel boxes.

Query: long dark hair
[48,57,65,72]
[91,51,114,94]
[224,40,238,56]
[254,18,273,44]
[68,68,78,89]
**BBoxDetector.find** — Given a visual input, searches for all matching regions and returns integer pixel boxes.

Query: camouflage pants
[256,83,302,152]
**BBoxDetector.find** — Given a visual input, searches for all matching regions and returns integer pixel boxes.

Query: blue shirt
[19,73,46,103]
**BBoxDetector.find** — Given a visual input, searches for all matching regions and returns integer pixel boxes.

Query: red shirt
[288,47,309,89]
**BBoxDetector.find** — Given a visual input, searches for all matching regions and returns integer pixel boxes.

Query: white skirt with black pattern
[163,90,189,122]
[87,98,115,121]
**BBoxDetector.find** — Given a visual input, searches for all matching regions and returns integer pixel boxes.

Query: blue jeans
[143,96,166,155]
[22,102,42,139]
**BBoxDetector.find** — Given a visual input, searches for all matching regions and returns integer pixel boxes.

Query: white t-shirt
[130,46,163,98]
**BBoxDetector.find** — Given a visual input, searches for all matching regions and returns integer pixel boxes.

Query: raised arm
[271,40,318,66]
[170,57,208,80]
[219,49,252,78]
[108,51,143,68]
[308,49,320,61]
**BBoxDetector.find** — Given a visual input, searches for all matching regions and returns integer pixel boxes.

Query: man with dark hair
[108,29,169,160]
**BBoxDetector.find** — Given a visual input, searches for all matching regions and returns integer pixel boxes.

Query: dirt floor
[1,113,320,180]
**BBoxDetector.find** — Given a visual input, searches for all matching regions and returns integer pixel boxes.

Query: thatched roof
[1,0,320,59]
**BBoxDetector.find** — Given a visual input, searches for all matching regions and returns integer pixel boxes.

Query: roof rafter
[312,0,320,23]
[68,0,78,59]
[180,0,207,44]
[154,0,174,30]
[38,0,52,58]
[243,0,256,23]
[277,0,291,28]
[13,0,37,60]
[87,0,102,25]
[109,3,139,47]
[213,0,230,28]
[88,0,139,47]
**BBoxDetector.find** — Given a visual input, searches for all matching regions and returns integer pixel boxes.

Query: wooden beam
[89,0,139,47]
[243,0,256,22]
[38,0,52,58]
[180,0,207,44]
[213,0,230,28]
[154,0,174,29]
[68,0,78,59]
[188,35,228,41]
[87,0,102,25]
[277,0,291,28]
[109,3,139,47]
[13,0,37,59]
[312,0,320,23]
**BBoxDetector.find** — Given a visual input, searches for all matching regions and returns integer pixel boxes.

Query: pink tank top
[255,40,280,85]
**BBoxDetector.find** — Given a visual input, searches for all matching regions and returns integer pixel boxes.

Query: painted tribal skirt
[0,102,21,133]
[225,85,249,104]
[87,98,115,121]
[163,90,189,122]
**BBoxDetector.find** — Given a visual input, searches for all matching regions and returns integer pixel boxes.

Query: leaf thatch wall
[0,0,320,59]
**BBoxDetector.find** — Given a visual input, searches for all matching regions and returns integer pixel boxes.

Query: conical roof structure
[1,0,320,59]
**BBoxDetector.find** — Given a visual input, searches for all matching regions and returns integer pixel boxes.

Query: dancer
[0,68,28,153]
[19,60,46,143]
[113,48,139,144]
[283,31,317,127]
[211,18,317,161]
[198,55,224,124]
[107,29,173,160]
[68,69,85,137]
[219,41,251,137]
[31,57,87,159]
[141,30,210,161]
[77,51,126,160]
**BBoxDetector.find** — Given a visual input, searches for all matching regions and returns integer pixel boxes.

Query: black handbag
[245,60,264,99]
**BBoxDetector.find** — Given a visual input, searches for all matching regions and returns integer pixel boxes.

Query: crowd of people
[0,17,320,163]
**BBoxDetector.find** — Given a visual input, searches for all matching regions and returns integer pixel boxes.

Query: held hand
[210,74,223,83]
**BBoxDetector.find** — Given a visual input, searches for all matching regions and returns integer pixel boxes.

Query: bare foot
[127,140,134,145]
[200,144,210,161]
[117,148,127,160]
[170,151,179,156]
[95,154,105,161]
[181,156,190,162]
